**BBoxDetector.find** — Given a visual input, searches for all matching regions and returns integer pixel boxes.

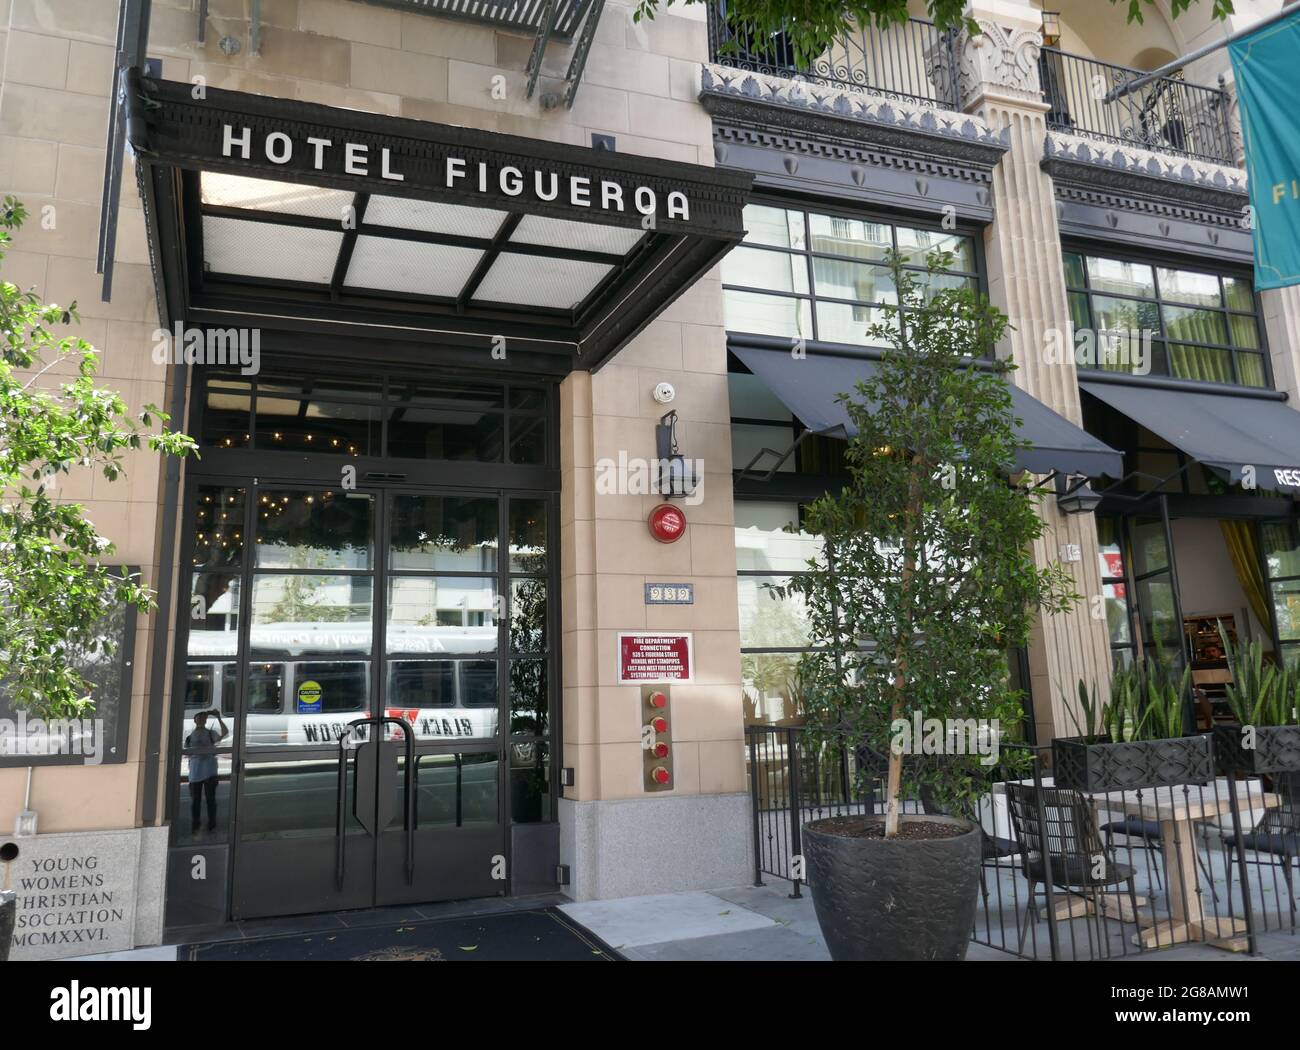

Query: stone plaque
[2,829,144,960]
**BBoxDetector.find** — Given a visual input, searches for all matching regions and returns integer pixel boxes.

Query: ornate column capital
[957,20,1047,111]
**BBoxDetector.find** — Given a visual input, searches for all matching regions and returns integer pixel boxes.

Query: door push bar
[335,715,417,891]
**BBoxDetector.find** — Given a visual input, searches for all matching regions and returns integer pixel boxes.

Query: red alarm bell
[648,503,686,543]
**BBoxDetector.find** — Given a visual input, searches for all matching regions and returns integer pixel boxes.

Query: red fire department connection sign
[618,632,693,683]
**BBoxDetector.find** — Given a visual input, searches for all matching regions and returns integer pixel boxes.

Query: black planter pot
[1052,733,1213,792]
[802,814,981,961]
[1212,723,1300,774]
[0,891,14,963]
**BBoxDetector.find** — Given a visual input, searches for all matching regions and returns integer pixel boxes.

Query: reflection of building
[5,0,1300,957]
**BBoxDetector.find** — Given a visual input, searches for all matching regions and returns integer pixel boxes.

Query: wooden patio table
[998,777,1278,952]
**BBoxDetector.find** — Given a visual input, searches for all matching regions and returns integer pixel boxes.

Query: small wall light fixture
[1055,473,1102,515]
[656,410,698,499]
[1041,11,1061,48]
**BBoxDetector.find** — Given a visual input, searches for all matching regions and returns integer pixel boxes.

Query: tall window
[1064,251,1267,387]
[1096,515,1136,670]
[721,202,978,346]
[736,500,822,726]
[200,369,552,465]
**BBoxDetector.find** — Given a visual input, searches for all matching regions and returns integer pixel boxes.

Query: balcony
[705,4,1237,167]
[356,0,589,36]
[706,3,960,110]
[1040,48,1235,166]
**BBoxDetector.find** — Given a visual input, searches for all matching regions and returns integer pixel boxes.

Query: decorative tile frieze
[1045,130,1247,197]
[699,63,1009,159]
[1044,131,1252,260]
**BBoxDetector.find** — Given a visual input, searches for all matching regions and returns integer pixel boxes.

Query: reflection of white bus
[181,624,501,772]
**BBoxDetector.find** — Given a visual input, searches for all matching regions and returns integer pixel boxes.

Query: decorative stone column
[957,3,1113,741]
[1262,285,1300,403]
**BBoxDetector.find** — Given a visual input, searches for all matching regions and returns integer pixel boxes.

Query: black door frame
[165,364,561,921]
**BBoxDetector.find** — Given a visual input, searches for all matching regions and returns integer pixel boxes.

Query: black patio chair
[1223,770,1300,926]
[1005,782,1140,953]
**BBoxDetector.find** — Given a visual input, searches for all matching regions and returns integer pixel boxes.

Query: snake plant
[1068,658,1194,742]
[1221,622,1300,727]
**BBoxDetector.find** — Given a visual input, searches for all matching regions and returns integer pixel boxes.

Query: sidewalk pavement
[65,880,1300,961]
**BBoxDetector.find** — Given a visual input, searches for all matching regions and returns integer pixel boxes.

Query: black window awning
[1080,378,1300,493]
[125,72,750,372]
[732,343,1123,479]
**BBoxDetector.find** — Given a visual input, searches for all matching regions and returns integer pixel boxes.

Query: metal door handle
[335,716,417,890]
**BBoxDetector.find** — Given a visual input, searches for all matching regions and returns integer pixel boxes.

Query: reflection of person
[186,709,227,833]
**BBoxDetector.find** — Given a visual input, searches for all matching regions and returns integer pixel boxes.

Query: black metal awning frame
[125,73,750,372]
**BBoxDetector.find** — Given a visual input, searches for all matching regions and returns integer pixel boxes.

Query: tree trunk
[884,454,923,837]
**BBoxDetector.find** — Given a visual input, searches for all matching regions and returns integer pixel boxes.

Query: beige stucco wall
[4,0,1300,840]
[0,0,742,835]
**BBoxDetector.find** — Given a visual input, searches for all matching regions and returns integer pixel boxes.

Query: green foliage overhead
[776,250,1079,832]
[0,197,196,721]
[633,0,1230,69]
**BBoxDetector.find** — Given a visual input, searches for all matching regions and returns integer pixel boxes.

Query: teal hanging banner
[1230,9,1300,290]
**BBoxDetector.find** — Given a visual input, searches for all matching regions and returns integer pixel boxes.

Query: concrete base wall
[558,792,753,901]
[2,825,168,960]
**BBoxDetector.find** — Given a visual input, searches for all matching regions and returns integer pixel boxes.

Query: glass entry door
[203,482,549,920]
[1125,496,1188,671]
[1260,517,1300,667]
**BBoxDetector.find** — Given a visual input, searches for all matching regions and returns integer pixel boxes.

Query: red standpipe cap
[652,766,671,784]
[648,692,668,709]
[651,716,668,733]
[652,741,669,759]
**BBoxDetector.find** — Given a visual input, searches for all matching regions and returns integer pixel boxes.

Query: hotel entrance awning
[1080,378,1300,493]
[125,73,751,373]
[732,343,1124,478]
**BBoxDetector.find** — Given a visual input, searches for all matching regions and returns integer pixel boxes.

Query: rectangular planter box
[1212,723,1300,775]
[1052,734,1214,792]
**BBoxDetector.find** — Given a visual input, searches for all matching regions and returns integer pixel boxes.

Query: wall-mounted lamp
[656,410,699,500]
[1041,11,1061,48]
[1055,473,1103,515]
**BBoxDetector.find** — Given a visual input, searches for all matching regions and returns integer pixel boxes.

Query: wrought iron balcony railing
[706,2,961,110]
[356,0,588,37]
[1040,48,1235,166]
[352,0,603,108]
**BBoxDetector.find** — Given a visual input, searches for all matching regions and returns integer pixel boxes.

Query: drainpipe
[140,363,189,827]
[13,767,37,837]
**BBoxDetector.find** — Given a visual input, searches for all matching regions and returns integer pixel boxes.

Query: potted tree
[1053,661,1215,792]
[1213,628,1300,774]
[777,249,1078,961]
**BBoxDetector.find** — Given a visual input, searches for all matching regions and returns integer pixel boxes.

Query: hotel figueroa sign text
[220,123,692,223]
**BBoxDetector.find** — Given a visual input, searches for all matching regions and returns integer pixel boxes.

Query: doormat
[181,908,622,961]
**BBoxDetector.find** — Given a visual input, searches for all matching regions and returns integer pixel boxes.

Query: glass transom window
[722,202,978,347]
[1064,251,1267,388]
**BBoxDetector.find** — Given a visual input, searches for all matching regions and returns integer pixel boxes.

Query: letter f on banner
[1229,8,1300,290]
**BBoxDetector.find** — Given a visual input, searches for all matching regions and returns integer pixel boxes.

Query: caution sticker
[296,679,323,714]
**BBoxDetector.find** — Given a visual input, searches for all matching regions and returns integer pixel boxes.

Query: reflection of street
[236,755,500,839]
